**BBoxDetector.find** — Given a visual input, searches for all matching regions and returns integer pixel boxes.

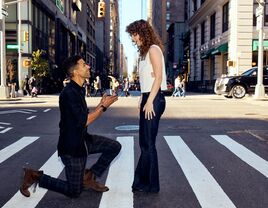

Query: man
[20,55,121,198]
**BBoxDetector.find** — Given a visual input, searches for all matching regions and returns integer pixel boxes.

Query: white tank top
[139,45,167,93]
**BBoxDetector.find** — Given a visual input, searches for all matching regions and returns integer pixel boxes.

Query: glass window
[201,21,205,44]
[222,2,229,32]
[194,27,197,49]
[210,13,216,39]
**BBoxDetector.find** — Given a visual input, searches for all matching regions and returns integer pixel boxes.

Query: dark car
[214,66,268,98]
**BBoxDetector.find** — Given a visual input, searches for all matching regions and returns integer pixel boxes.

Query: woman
[126,20,167,193]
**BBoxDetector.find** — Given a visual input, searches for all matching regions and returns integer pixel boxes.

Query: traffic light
[98,1,106,18]
[23,59,31,67]
[23,31,29,42]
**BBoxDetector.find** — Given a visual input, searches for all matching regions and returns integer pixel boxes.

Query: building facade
[187,0,267,92]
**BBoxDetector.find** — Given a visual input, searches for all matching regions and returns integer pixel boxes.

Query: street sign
[6,44,19,49]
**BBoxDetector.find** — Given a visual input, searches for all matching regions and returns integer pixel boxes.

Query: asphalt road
[0,93,267,208]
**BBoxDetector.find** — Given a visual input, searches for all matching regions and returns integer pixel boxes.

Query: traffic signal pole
[0,0,9,98]
[254,0,265,99]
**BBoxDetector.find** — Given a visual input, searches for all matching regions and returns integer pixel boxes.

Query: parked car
[214,66,268,98]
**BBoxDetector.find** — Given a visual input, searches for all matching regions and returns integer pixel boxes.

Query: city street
[0,93,267,208]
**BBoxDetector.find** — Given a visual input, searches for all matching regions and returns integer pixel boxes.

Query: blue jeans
[132,91,166,192]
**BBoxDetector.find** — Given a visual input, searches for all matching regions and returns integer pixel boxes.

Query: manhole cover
[115,125,139,131]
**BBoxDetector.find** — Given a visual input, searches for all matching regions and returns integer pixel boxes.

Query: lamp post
[254,0,265,99]
[0,0,9,98]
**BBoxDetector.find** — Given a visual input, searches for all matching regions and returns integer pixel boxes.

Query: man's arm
[85,94,118,126]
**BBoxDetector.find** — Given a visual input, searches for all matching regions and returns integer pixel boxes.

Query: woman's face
[131,33,142,47]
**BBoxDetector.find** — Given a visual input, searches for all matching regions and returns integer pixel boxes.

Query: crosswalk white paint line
[0,137,39,164]
[0,127,13,134]
[26,116,36,120]
[164,136,236,208]
[3,151,64,208]
[0,122,11,125]
[99,136,134,208]
[211,135,268,178]
[43,109,51,113]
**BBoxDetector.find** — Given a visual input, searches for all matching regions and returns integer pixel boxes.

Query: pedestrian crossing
[0,134,267,208]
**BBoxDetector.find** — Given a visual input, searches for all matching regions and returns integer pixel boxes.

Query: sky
[120,0,146,76]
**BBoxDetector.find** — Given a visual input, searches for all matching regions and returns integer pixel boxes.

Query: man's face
[75,59,90,79]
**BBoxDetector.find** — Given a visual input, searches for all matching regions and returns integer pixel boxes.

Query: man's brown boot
[83,169,109,192]
[20,168,43,197]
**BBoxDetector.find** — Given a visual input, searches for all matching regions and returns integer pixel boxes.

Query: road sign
[6,44,19,49]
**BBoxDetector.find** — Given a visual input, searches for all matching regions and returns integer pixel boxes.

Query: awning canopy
[200,48,214,60]
[211,43,228,55]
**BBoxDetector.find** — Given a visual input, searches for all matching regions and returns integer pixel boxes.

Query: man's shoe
[20,168,43,197]
[83,169,109,192]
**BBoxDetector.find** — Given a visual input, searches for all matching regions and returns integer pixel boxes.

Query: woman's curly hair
[126,19,163,58]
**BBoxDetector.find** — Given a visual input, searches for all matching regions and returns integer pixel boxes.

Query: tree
[31,49,49,78]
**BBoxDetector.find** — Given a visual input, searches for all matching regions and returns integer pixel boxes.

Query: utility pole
[254,0,265,99]
[0,0,9,98]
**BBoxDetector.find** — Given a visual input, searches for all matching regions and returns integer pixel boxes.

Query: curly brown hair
[126,19,163,58]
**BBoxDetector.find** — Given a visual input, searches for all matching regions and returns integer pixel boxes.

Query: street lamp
[254,0,265,99]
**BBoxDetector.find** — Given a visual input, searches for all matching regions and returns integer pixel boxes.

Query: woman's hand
[143,101,155,120]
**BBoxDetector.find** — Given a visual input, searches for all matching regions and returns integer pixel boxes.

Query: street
[0,93,268,208]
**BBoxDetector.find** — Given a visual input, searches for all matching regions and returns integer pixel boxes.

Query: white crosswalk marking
[0,137,39,164]
[211,135,268,178]
[3,151,64,208]
[99,136,134,208]
[164,136,236,208]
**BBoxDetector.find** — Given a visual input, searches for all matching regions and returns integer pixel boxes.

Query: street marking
[20,109,37,112]
[43,109,51,113]
[0,127,13,134]
[0,122,11,125]
[99,137,134,208]
[0,137,39,164]
[211,135,268,178]
[0,109,37,115]
[164,136,236,208]
[26,116,36,120]
[3,151,64,208]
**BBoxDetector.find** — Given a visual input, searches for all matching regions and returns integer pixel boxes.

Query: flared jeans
[132,91,166,192]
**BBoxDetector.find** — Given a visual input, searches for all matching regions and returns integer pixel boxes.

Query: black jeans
[132,91,166,192]
[39,134,121,198]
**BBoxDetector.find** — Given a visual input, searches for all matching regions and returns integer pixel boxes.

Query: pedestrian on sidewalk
[126,19,167,193]
[20,55,121,198]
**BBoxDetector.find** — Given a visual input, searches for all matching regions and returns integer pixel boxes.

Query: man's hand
[100,93,118,109]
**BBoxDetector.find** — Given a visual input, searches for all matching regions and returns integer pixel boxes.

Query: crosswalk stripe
[0,137,39,164]
[3,151,64,208]
[211,135,268,178]
[164,136,236,208]
[99,136,134,208]
[0,127,13,134]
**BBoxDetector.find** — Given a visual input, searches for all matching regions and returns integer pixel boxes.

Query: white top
[139,45,167,93]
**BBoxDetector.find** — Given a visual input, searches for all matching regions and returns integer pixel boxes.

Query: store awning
[200,48,214,60]
[252,40,268,51]
[211,43,228,55]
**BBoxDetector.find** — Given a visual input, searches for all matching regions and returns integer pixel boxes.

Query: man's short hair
[62,55,83,78]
